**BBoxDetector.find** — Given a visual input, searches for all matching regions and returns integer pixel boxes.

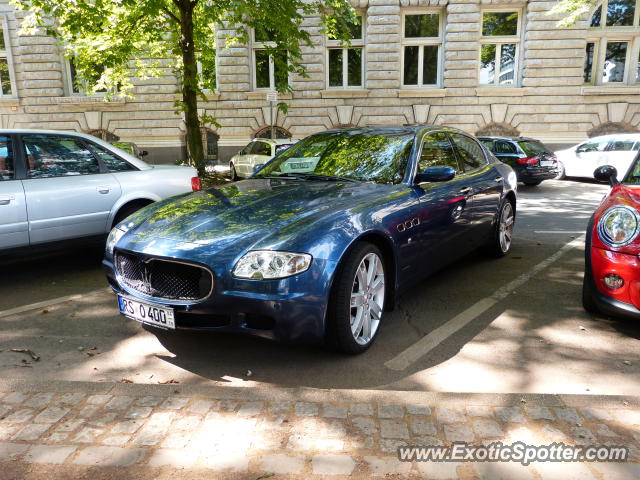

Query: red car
[583,151,640,318]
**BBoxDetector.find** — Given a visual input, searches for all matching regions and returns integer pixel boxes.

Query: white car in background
[0,129,199,253]
[555,134,640,181]
[229,138,296,180]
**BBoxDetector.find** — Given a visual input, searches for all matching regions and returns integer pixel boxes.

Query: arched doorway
[253,126,292,139]
[588,122,639,137]
[86,129,119,142]
[200,128,219,162]
[475,122,520,137]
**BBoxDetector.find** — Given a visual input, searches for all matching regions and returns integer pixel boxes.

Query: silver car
[229,138,296,180]
[0,130,198,252]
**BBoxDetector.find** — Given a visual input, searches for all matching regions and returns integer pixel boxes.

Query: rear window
[518,140,549,157]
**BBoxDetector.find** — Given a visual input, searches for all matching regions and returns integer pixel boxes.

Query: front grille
[115,251,213,302]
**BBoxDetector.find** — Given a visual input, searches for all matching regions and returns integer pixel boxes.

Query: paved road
[1,179,638,395]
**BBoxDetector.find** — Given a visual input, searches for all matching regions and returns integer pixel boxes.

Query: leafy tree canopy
[12,0,357,175]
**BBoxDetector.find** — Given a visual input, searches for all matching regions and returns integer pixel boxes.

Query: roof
[477,136,542,142]
[321,125,467,136]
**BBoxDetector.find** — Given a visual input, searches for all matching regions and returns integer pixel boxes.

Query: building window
[197,57,217,93]
[402,12,442,87]
[65,57,110,95]
[479,10,521,86]
[585,1,640,85]
[0,16,15,97]
[326,16,364,88]
[200,128,219,162]
[253,29,288,90]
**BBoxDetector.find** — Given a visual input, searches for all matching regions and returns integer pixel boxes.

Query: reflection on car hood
[123,178,387,248]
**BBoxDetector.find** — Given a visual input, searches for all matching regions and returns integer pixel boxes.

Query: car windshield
[622,151,640,184]
[254,130,415,184]
[518,140,549,157]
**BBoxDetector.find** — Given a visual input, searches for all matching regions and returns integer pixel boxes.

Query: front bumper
[589,247,640,320]
[103,256,332,344]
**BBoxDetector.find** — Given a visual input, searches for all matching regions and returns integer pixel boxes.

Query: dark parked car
[583,151,640,319]
[104,126,517,354]
[479,136,558,186]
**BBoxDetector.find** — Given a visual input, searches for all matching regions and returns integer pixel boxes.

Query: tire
[230,163,239,181]
[554,161,565,180]
[112,202,148,229]
[582,269,600,315]
[326,243,386,354]
[482,199,515,258]
[523,180,542,186]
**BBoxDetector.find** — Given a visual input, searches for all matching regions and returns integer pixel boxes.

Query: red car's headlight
[597,205,640,247]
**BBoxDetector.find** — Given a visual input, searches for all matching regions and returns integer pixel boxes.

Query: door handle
[495,177,503,182]
[97,186,111,194]
[459,187,472,195]
[0,195,14,205]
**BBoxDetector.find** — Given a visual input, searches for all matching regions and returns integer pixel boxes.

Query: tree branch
[161,6,180,23]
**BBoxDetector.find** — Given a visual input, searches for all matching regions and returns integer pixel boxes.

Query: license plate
[540,160,554,167]
[118,295,175,329]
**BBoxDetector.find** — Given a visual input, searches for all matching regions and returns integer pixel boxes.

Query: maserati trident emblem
[139,267,153,295]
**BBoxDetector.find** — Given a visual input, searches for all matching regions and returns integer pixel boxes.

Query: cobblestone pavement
[0,380,639,479]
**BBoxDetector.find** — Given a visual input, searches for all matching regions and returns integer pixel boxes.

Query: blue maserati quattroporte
[104,126,517,353]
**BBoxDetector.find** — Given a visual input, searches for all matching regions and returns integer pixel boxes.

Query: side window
[576,139,608,153]
[87,144,135,172]
[608,139,636,151]
[632,142,640,152]
[495,141,517,154]
[450,134,487,170]
[23,135,100,179]
[418,132,461,172]
[0,135,14,181]
[480,139,494,151]
[254,141,272,156]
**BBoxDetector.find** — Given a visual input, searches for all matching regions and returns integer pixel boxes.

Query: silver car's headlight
[106,227,126,256]
[233,250,312,280]
[597,206,640,247]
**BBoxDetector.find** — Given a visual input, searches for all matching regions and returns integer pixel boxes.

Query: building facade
[0,0,639,164]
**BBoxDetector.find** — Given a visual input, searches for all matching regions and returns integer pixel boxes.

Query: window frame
[252,31,290,91]
[0,15,16,98]
[400,10,444,88]
[449,132,490,172]
[585,1,640,85]
[325,14,365,89]
[478,8,523,87]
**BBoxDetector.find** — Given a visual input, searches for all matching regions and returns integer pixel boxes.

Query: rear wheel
[230,163,239,181]
[326,243,386,354]
[523,180,542,186]
[112,202,149,229]
[482,199,515,258]
[554,161,565,180]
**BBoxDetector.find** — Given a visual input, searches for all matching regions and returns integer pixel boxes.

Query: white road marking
[384,235,586,371]
[0,288,110,319]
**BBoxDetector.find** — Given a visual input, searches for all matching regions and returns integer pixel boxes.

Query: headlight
[233,250,312,279]
[597,205,640,247]
[106,227,126,256]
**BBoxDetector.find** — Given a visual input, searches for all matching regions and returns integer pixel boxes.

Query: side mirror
[414,166,456,184]
[253,163,265,174]
[594,165,618,186]
[140,150,149,157]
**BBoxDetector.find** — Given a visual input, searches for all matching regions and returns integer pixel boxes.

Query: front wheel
[482,199,515,258]
[230,163,239,181]
[554,161,565,180]
[326,243,386,354]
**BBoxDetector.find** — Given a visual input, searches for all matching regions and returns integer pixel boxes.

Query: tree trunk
[179,1,205,177]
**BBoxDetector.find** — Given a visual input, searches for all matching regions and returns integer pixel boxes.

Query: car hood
[120,178,391,251]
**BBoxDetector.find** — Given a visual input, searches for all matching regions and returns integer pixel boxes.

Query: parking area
[1,179,639,396]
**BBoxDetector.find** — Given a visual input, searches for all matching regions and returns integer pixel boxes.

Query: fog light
[603,274,624,290]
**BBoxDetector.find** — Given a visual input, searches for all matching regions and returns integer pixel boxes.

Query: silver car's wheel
[554,161,565,180]
[350,252,385,346]
[230,162,238,181]
[498,201,514,254]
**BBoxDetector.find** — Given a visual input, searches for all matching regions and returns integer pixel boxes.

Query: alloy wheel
[350,252,385,345]
[499,202,514,253]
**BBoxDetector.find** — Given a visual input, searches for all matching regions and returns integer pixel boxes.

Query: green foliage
[12,0,355,172]
[549,0,599,27]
